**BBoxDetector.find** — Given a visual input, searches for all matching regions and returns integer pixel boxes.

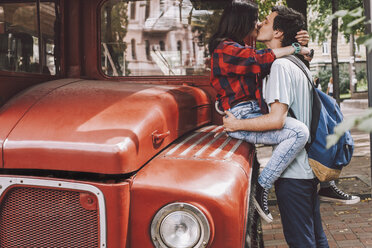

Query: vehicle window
[100,0,226,77]
[0,1,59,75]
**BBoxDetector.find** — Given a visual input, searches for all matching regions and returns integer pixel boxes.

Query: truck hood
[1,79,211,174]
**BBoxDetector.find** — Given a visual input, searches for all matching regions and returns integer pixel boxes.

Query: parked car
[0,0,262,247]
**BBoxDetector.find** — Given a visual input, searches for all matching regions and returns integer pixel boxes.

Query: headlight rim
[151,202,210,248]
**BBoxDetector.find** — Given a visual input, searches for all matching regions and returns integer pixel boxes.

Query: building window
[145,40,151,60]
[322,41,329,55]
[130,2,136,20]
[354,42,360,55]
[160,0,165,12]
[159,41,165,51]
[131,39,136,60]
[145,0,150,20]
[177,40,182,65]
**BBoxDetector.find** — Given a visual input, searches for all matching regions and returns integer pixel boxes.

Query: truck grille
[0,186,99,247]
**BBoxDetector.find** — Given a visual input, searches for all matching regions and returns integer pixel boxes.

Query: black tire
[245,154,264,248]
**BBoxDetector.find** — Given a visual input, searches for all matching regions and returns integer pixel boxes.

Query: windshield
[100,0,228,77]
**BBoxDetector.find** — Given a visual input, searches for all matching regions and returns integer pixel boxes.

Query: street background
[258,99,372,248]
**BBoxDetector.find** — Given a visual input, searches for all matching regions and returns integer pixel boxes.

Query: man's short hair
[271,6,306,47]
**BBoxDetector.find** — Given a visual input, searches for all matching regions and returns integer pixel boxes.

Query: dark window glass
[131,39,136,60]
[159,40,165,51]
[145,0,150,20]
[130,2,136,20]
[177,40,182,65]
[145,40,151,60]
[0,1,59,75]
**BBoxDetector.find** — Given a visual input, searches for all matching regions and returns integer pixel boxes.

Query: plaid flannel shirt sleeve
[212,41,276,77]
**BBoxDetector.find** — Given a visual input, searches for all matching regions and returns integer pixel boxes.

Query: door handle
[152,130,170,143]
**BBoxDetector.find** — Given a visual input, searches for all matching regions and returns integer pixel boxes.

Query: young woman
[326,77,334,96]
[209,1,312,223]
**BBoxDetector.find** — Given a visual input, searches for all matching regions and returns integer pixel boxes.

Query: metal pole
[363,0,372,190]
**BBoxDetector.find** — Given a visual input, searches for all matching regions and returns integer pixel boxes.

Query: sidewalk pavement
[257,101,372,248]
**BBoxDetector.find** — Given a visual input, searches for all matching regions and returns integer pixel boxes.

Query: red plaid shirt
[210,40,276,111]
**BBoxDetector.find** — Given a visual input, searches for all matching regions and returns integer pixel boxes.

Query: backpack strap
[284,55,314,85]
[283,55,321,150]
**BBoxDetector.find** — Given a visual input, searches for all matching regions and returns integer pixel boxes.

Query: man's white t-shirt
[263,57,315,179]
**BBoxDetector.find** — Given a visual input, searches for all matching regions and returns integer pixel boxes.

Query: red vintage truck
[0,0,263,247]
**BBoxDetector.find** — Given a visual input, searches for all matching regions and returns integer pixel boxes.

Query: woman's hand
[303,51,314,62]
[299,47,314,62]
[223,111,240,132]
[299,46,311,56]
[296,30,310,46]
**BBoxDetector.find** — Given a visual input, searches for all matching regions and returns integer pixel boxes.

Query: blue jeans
[227,100,309,189]
[275,178,329,247]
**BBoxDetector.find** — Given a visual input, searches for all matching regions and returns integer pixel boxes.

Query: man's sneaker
[253,184,273,223]
[318,183,360,204]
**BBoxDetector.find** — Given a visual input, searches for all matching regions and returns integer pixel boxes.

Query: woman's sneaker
[253,184,273,223]
[318,183,360,204]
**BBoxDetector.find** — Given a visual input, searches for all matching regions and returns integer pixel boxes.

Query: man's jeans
[275,178,329,247]
[227,101,309,189]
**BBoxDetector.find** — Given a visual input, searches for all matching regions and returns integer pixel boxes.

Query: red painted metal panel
[3,80,211,174]
[0,79,82,168]
[129,125,255,247]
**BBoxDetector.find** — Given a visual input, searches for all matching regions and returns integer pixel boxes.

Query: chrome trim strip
[0,177,106,247]
[166,125,216,156]
[224,140,243,159]
[180,126,221,156]
[209,137,232,157]
[194,130,225,157]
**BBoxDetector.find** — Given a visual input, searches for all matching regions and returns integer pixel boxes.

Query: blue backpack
[285,56,354,182]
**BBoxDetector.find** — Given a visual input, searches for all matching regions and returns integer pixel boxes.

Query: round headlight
[160,211,200,248]
[151,203,210,248]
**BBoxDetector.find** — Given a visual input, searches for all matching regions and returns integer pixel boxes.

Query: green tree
[316,68,350,94]
[101,1,129,76]
[325,6,372,146]
[257,0,287,21]
[309,0,342,104]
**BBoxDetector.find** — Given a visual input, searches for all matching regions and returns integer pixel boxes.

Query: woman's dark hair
[271,6,306,47]
[208,1,258,54]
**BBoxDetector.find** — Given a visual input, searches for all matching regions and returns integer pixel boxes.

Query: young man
[223,6,329,247]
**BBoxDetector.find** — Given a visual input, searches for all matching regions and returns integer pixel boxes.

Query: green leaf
[357,117,372,133]
[333,10,349,17]
[364,38,372,52]
[348,7,364,17]
[326,134,342,149]
[326,109,372,148]
[346,16,366,28]
[334,117,358,134]
[356,33,372,44]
